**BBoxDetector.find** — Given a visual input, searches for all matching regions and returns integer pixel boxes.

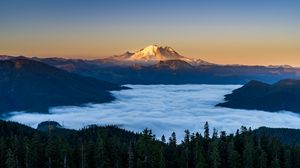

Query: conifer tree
[158,146,166,168]
[227,140,240,168]
[204,122,209,140]
[283,149,292,168]
[183,130,190,168]
[257,149,267,168]
[127,142,134,168]
[195,135,207,168]
[271,155,280,168]
[208,139,220,168]
[0,137,6,168]
[243,136,254,168]
[6,148,16,168]
[161,135,166,143]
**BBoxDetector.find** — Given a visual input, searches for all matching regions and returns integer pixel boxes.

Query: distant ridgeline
[3,44,300,85]
[36,56,300,85]
[217,79,300,113]
[0,57,127,113]
[27,45,300,85]
[1,120,300,168]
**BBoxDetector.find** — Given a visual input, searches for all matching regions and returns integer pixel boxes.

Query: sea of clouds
[4,84,300,140]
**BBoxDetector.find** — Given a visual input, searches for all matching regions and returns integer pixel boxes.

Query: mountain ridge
[217,79,300,113]
[2,51,300,85]
[0,57,126,113]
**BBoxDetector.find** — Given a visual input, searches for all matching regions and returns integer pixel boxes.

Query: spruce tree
[271,155,280,168]
[283,149,292,168]
[256,139,267,168]
[167,132,178,168]
[258,149,267,168]
[204,122,209,140]
[227,140,240,168]
[161,135,166,143]
[208,139,220,168]
[183,130,190,168]
[195,135,207,168]
[158,146,166,168]
[128,142,134,168]
[243,136,254,168]
[0,137,6,168]
[6,148,16,168]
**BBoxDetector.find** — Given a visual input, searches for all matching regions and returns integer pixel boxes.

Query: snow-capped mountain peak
[104,45,212,65]
[128,45,184,62]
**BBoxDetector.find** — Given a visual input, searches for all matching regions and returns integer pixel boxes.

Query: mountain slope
[35,56,300,85]
[217,79,300,113]
[0,57,125,113]
[154,60,194,70]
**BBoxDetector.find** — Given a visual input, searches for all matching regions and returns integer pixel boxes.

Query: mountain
[0,57,125,113]
[217,79,300,113]
[32,56,300,85]
[102,45,212,66]
[5,46,300,85]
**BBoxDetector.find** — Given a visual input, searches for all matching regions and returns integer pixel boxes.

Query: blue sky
[1,0,300,65]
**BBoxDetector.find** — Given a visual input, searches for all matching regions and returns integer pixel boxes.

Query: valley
[2,47,300,140]
[4,84,300,141]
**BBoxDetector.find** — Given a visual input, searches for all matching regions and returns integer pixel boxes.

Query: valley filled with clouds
[5,84,300,140]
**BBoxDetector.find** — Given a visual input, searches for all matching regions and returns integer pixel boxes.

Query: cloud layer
[5,84,300,140]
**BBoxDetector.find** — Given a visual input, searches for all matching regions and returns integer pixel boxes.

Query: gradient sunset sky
[1,0,300,66]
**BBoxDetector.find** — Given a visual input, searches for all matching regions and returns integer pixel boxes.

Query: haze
[0,0,300,66]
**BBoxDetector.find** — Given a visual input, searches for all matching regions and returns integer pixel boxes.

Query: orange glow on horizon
[1,41,299,66]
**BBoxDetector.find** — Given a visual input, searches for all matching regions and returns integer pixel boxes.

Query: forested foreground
[1,120,300,168]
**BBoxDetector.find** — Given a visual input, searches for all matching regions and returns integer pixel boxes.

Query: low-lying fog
[4,85,300,140]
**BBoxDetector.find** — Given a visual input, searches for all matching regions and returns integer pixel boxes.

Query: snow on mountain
[0,55,13,61]
[103,45,212,66]
[128,45,183,62]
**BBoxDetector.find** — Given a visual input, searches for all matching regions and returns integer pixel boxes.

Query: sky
[0,0,300,66]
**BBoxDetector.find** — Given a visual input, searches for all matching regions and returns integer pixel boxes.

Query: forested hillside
[0,57,126,113]
[0,120,299,168]
[217,79,300,113]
